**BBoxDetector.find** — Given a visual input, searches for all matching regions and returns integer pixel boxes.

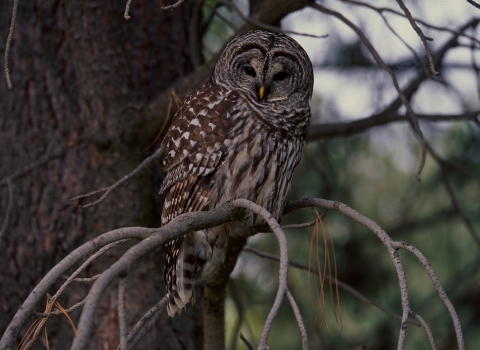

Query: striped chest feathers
[209,118,304,222]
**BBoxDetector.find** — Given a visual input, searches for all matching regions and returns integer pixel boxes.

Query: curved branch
[286,289,308,350]
[284,198,465,350]
[68,204,243,350]
[392,242,464,350]
[228,199,289,350]
[0,228,148,349]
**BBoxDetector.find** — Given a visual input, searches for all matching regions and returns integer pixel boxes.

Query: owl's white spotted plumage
[159,30,313,316]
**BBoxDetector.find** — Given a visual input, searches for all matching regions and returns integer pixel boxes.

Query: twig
[124,0,134,20]
[161,0,185,11]
[342,0,480,45]
[0,179,13,247]
[409,311,437,350]
[286,289,308,350]
[392,242,464,350]
[34,298,87,318]
[230,199,289,350]
[74,148,163,209]
[378,12,430,77]
[281,220,317,230]
[239,333,254,350]
[310,3,427,181]
[243,246,419,326]
[395,0,438,76]
[21,239,132,349]
[119,296,167,350]
[217,0,329,39]
[70,188,108,202]
[4,0,19,89]
[60,274,100,283]
[118,278,127,350]
[228,279,250,350]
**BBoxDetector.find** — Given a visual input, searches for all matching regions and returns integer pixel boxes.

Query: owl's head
[212,30,314,105]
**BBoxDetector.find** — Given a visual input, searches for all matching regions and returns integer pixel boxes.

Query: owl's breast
[209,117,305,228]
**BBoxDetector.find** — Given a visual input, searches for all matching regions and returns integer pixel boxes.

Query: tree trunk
[0,0,201,348]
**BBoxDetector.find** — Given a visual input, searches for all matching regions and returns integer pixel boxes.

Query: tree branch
[307,111,480,140]
[395,0,438,75]
[284,198,465,350]
[71,148,163,209]
[310,3,427,181]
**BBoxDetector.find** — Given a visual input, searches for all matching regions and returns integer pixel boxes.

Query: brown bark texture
[0,0,202,348]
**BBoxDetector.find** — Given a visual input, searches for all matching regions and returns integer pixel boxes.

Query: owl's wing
[159,83,236,223]
[160,84,238,316]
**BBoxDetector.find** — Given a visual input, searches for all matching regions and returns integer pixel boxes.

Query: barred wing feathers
[159,84,236,316]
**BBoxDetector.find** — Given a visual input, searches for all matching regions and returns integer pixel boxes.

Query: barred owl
[159,30,314,316]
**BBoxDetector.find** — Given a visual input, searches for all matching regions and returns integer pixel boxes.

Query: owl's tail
[164,232,212,317]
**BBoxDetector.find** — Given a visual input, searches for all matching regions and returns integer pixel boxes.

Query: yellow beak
[258,85,266,100]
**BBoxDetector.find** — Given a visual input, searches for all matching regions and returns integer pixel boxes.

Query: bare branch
[4,0,19,89]
[395,0,438,75]
[0,228,149,350]
[229,199,289,350]
[73,148,163,209]
[392,242,464,350]
[409,311,437,350]
[281,220,317,230]
[118,278,128,350]
[310,3,427,181]
[119,297,167,350]
[124,0,133,20]
[307,111,480,140]
[61,274,100,284]
[342,0,480,45]
[284,198,465,350]
[34,297,87,318]
[286,290,308,350]
[67,204,244,350]
[161,0,185,11]
[467,0,480,10]
[239,333,255,350]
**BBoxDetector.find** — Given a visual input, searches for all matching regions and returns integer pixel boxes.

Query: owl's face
[212,31,314,105]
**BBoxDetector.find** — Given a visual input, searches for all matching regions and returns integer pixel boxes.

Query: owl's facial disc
[234,49,300,102]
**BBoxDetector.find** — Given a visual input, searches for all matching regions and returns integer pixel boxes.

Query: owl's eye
[243,66,256,77]
[273,71,289,81]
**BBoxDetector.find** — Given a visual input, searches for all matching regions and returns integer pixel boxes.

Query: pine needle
[17,295,77,350]
[307,209,342,331]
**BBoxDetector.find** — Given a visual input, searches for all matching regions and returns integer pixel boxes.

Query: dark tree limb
[307,111,480,140]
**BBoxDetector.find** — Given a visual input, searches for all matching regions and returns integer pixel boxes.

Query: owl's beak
[258,85,266,100]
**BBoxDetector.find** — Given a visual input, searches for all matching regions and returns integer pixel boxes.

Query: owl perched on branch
[159,30,313,316]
